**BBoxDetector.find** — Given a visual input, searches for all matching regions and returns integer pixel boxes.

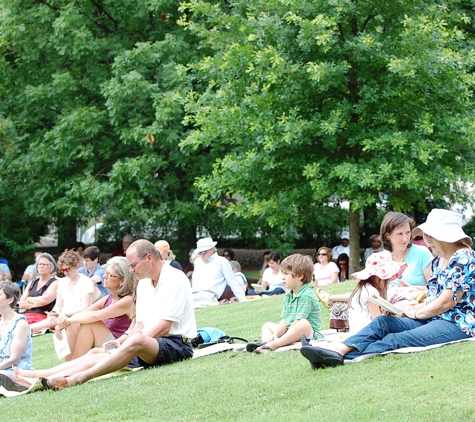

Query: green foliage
[180,0,475,238]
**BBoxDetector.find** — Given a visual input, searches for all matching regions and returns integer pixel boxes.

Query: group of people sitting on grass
[1,208,475,393]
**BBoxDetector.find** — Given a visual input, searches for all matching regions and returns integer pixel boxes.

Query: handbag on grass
[329,301,349,332]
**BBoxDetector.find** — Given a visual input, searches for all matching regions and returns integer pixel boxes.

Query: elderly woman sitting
[301,209,475,369]
[19,253,58,325]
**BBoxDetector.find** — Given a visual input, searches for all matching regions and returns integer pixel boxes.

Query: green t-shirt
[280,283,323,340]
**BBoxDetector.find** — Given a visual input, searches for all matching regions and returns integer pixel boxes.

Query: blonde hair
[316,247,332,261]
[57,249,82,269]
[106,257,137,297]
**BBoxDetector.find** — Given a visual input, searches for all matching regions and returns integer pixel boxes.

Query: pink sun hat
[352,250,408,281]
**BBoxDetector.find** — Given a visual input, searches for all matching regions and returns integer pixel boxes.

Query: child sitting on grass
[246,254,323,354]
[315,251,408,334]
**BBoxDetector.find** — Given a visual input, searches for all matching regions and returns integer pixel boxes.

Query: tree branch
[361,14,376,33]
[89,0,119,32]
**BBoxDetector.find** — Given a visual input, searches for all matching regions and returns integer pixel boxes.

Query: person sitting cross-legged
[246,254,323,354]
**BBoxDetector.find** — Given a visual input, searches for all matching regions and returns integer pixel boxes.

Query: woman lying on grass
[301,209,475,369]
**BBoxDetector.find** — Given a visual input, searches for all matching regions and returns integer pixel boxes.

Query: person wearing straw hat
[191,237,246,304]
[300,208,475,369]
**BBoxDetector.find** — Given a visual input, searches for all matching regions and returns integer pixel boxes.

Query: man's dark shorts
[136,334,193,368]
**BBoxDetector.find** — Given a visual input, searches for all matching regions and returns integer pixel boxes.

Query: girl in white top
[348,251,407,334]
[313,247,339,286]
[261,252,285,295]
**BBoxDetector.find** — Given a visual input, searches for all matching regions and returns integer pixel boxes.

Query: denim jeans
[343,315,470,360]
[261,287,285,296]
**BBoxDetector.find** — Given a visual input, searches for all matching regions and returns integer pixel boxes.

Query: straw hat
[194,237,218,253]
[351,251,407,281]
[412,209,472,246]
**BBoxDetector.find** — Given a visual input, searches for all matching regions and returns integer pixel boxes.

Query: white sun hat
[412,209,472,246]
[194,237,218,253]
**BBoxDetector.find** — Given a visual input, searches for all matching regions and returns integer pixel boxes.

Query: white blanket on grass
[233,329,475,363]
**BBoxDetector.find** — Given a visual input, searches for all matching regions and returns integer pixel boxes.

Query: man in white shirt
[46,239,197,390]
[331,231,350,262]
[191,237,246,303]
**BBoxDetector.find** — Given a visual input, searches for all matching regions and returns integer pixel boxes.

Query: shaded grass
[4,281,475,421]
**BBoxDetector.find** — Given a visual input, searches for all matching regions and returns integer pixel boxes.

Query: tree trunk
[57,216,77,252]
[349,203,360,274]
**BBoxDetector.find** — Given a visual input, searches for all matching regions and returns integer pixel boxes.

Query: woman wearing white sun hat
[300,209,475,369]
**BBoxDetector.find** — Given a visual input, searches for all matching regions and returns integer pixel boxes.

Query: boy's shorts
[137,335,193,368]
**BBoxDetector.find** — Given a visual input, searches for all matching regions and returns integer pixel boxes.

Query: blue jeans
[343,315,469,360]
[261,287,285,296]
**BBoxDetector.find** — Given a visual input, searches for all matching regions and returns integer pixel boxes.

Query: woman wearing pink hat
[301,209,475,369]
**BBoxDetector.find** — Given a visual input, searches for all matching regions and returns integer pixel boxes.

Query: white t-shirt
[136,263,197,339]
[56,274,94,315]
[331,245,350,260]
[313,262,339,286]
[262,268,284,291]
[348,284,380,334]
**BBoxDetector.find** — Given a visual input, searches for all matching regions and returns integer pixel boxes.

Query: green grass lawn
[4,281,475,421]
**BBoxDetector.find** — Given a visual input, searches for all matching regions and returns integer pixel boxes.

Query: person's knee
[123,333,149,353]
[296,319,312,330]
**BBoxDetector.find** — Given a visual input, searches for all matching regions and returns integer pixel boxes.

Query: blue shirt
[393,244,433,287]
[78,264,105,284]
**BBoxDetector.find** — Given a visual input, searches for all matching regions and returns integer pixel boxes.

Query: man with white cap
[191,237,246,304]
[300,209,475,369]
[331,231,350,261]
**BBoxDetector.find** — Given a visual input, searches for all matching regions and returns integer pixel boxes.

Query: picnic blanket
[244,329,475,363]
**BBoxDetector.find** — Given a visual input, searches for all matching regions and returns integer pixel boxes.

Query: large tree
[180,0,475,271]
[1,0,309,262]
[0,1,243,258]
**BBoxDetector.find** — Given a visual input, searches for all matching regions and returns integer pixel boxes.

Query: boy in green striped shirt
[246,254,323,354]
